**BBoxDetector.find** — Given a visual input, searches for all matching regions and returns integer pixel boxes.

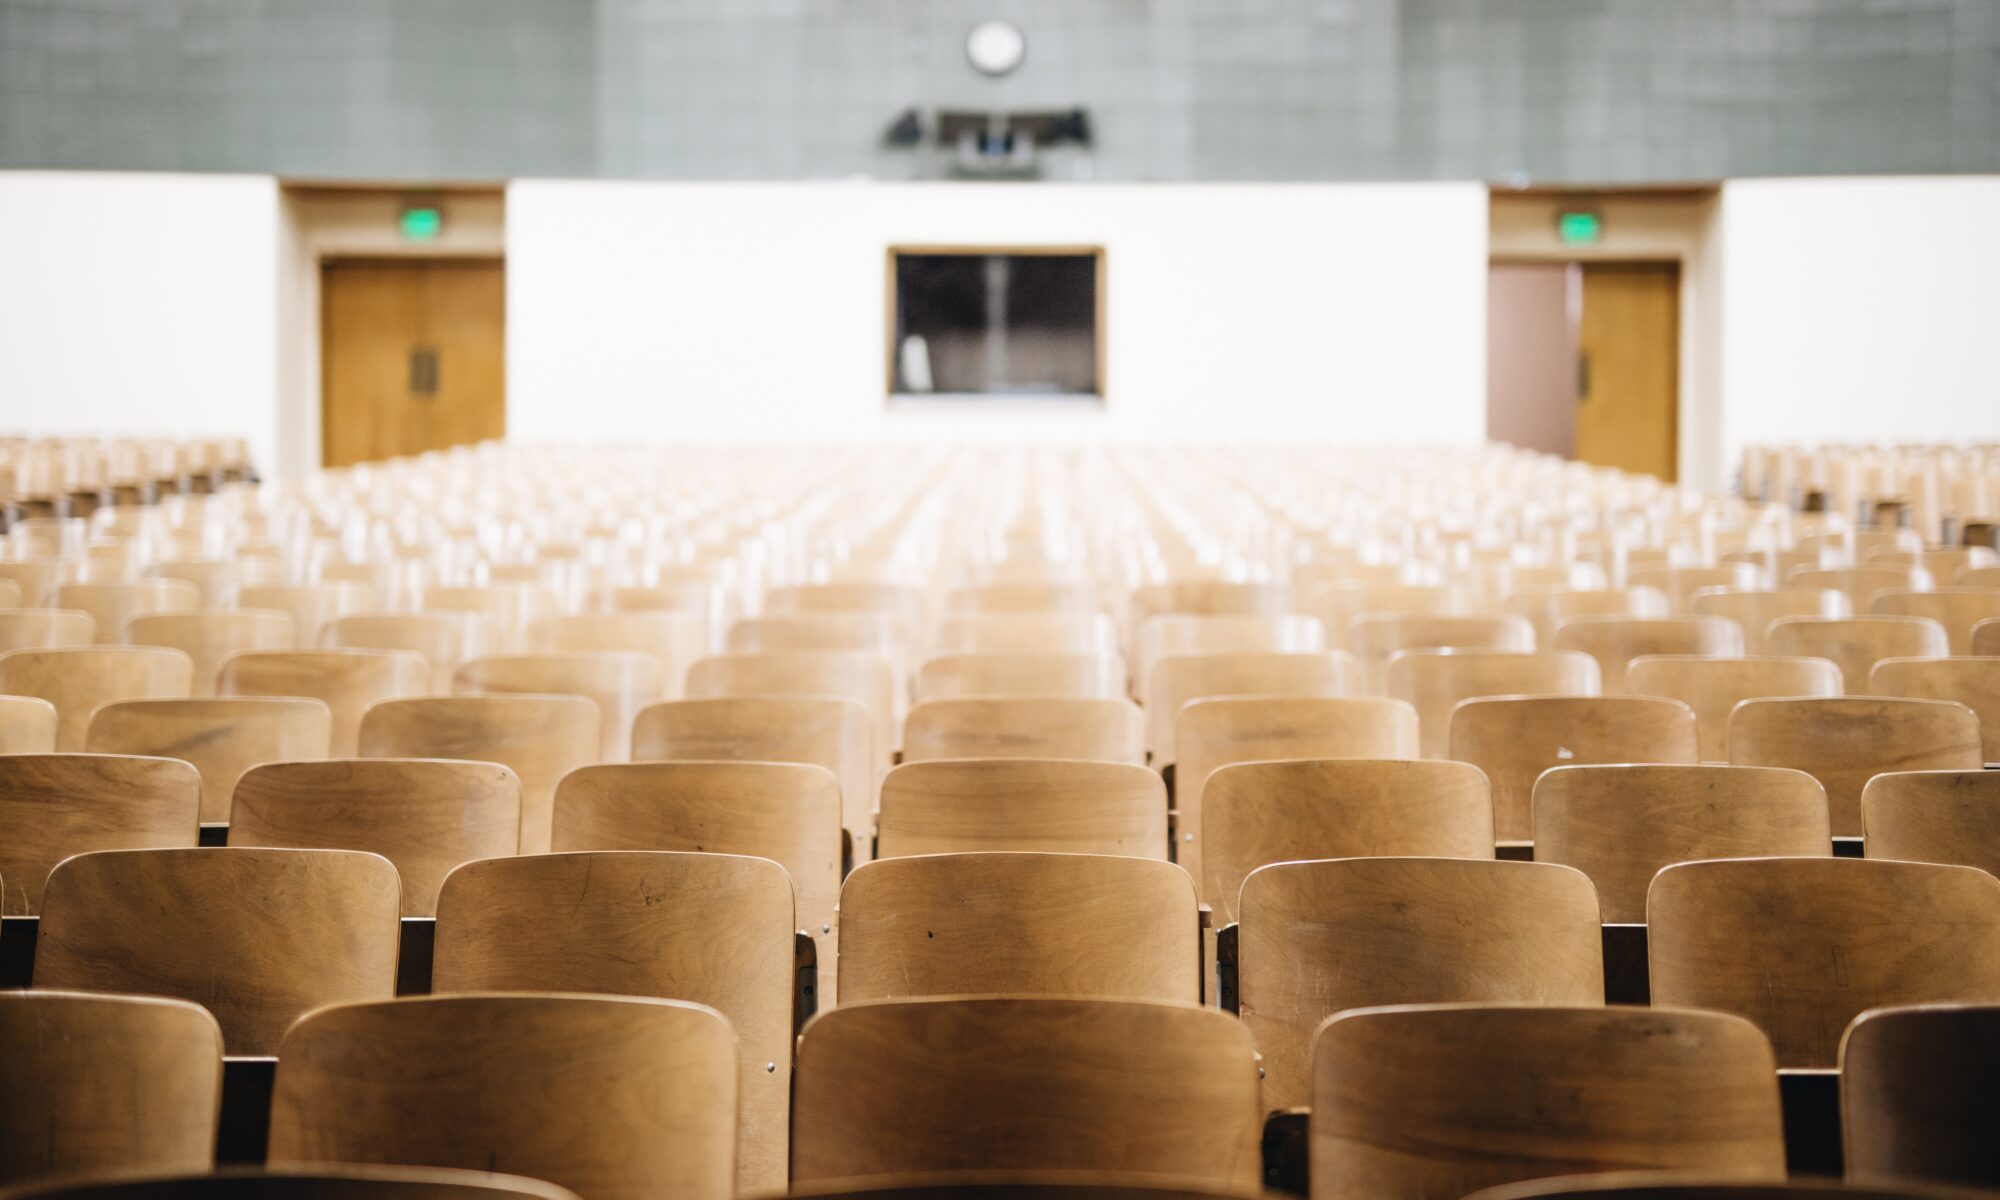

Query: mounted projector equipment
[882,108,1093,181]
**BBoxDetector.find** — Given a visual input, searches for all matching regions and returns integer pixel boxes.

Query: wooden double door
[321,258,505,468]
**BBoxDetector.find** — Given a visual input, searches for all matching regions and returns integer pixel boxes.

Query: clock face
[965,19,1026,77]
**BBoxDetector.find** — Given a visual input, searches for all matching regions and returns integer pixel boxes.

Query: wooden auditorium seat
[1689,586,1851,653]
[901,697,1146,763]
[0,753,199,915]
[1868,657,2000,762]
[0,1167,583,1200]
[876,758,1167,859]
[1626,655,1845,761]
[453,651,662,763]
[1386,649,1600,758]
[0,645,193,749]
[1861,769,2000,876]
[0,692,57,752]
[1765,616,1949,694]
[1146,650,1361,763]
[321,612,498,692]
[86,696,331,823]
[1550,615,1745,693]
[217,648,430,756]
[0,606,96,651]
[916,652,1125,700]
[1727,696,1982,837]
[1840,1003,2000,1188]
[125,609,294,694]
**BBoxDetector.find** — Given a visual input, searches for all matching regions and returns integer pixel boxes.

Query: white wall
[1718,176,2000,476]
[0,172,282,473]
[507,181,1489,444]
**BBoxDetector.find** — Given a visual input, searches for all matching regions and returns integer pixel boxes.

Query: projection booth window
[888,248,1104,400]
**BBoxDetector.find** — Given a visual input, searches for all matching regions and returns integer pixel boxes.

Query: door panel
[321,259,505,468]
[1576,262,1678,482]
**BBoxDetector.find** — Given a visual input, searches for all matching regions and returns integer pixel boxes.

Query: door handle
[409,347,440,397]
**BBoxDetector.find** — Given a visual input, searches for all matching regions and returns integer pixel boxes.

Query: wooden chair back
[1979,617,2000,655]
[232,759,521,917]
[686,650,898,763]
[1869,658,2000,763]
[902,697,1145,764]
[1448,695,1699,842]
[525,612,705,697]
[1177,697,1420,901]
[1648,857,2000,1066]
[1502,586,1671,644]
[945,582,1101,614]
[86,696,331,823]
[792,996,1262,1187]
[1147,651,1361,764]
[0,607,96,651]
[453,652,661,763]
[0,577,21,608]
[916,653,1124,701]
[1242,858,1602,1110]
[1689,586,1852,653]
[1788,565,1934,611]
[236,582,379,648]
[421,584,557,651]
[126,610,294,695]
[1841,1003,2000,1188]
[1629,564,1766,610]
[1133,614,1325,697]
[838,852,1198,1004]
[877,759,1167,860]
[1387,650,1600,759]
[768,581,922,623]
[1870,588,2000,654]
[1727,696,1982,837]
[932,614,1118,657]
[1312,1004,1785,1200]
[322,612,498,692]
[268,994,737,1200]
[0,693,58,753]
[217,648,429,756]
[0,1166,583,1199]
[1862,770,2000,877]
[1627,655,1845,761]
[1203,759,1493,923]
[1551,616,1745,693]
[36,846,401,1054]
[1348,615,1535,692]
[358,696,599,855]
[1298,583,1463,646]
[0,559,77,609]
[0,753,198,915]
[1766,616,1949,693]
[433,851,795,1192]
[0,991,222,1189]
[726,613,905,672]
[55,580,200,644]
[1534,763,1831,923]
[0,645,193,749]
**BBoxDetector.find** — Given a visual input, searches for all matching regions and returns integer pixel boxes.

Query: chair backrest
[0,753,198,915]
[1533,764,1831,923]
[322,612,498,692]
[1146,651,1362,764]
[1979,617,2000,655]
[1550,616,1745,694]
[1460,1178,1974,1200]
[1132,614,1326,696]
[0,560,77,609]
[877,759,1167,859]
[0,607,96,652]
[1348,615,1536,691]
[0,1166,584,1200]
[433,851,794,1192]
[1386,650,1600,759]
[1448,695,1699,842]
[421,585,557,651]
[1203,758,1493,923]
[236,582,379,649]
[0,991,222,1189]
[945,582,1101,614]
[0,646,193,749]
[454,652,662,763]
[87,697,332,823]
[768,582,922,623]
[1176,696,1420,902]
[1502,586,1672,644]
[217,648,429,757]
[686,650,898,763]
[838,852,1198,1004]
[1311,1004,1786,1200]
[232,759,521,917]
[1241,858,1602,1110]
[1862,769,2000,877]
[1727,696,1982,837]
[126,610,294,696]
[1870,588,2000,654]
[931,614,1118,657]
[35,846,401,1054]
[1648,857,2000,1067]
[1788,565,1934,611]
[0,693,57,753]
[525,612,707,698]
[902,697,1146,764]
[55,580,201,645]
[915,653,1125,701]
[1841,1003,2000,1188]
[726,613,904,665]
[268,994,737,1200]
[1869,657,2000,763]
[1299,583,1463,646]
[1689,586,1852,654]
[782,1180,1264,1200]
[1626,655,1844,761]
[358,695,599,855]
[1765,617,1949,695]
[631,697,874,866]
[792,996,1262,1188]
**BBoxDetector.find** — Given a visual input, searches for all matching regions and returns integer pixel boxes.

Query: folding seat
[0,992,223,1189]
[1387,649,1599,758]
[838,852,1198,1004]
[1689,586,1851,654]
[0,693,57,752]
[145,559,281,608]
[0,606,95,651]
[1533,763,1830,923]
[35,846,400,1054]
[1628,564,1765,611]
[944,581,1100,613]
[1203,759,1492,922]
[1870,587,2000,653]
[0,577,18,607]
[778,1183,1261,1200]
[1459,1181,1945,1200]
[932,612,1119,656]
[1347,614,1534,693]
[87,696,332,823]
[1862,769,2000,876]
[1874,545,1999,577]
[0,559,76,608]
[433,851,795,1191]
[1,1166,583,1200]
[1766,616,1950,696]
[877,759,1166,859]
[727,613,907,679]
[916,652,1125,700]
[687,649,899,765]
[902,697,1145,764]
[322,612,499,692]
[767,581,924,627]
[237,582,379,648]
[1551,615,1744,693]
[1788,565,1933,612]
[421,584,558,652]
[1962,566,2000,590]
[453,652,660,763]
[1728,697,1981,837]
[526,611,705,697]
[1240,858,1602,1109]
[0,754,199,915]
[1627,654,1844,760]
[233,759,521,916]
[1501,586,1671,645]
[1449,695,1698,843]
[359,696,598,855]
[1648,857,2000,1066]
[793,996,1261,1187]
[0,645,192,749]
[1147,651,1361,763]
[1869,658,2000,762]
[1130,581,1290,626]
[1841,1003,2000,1188]
[631,696,873,866]
[1979,617,2000,655]
[217,648,429,756]
[1133,614,1325,696]
[55,580,200,644]
[1298,582,1464,647]
[599,582,735,650]
[268,994,736,1200]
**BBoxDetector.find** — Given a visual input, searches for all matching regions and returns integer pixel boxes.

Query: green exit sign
[1557,210,1603,244]
[399,206,443,241]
